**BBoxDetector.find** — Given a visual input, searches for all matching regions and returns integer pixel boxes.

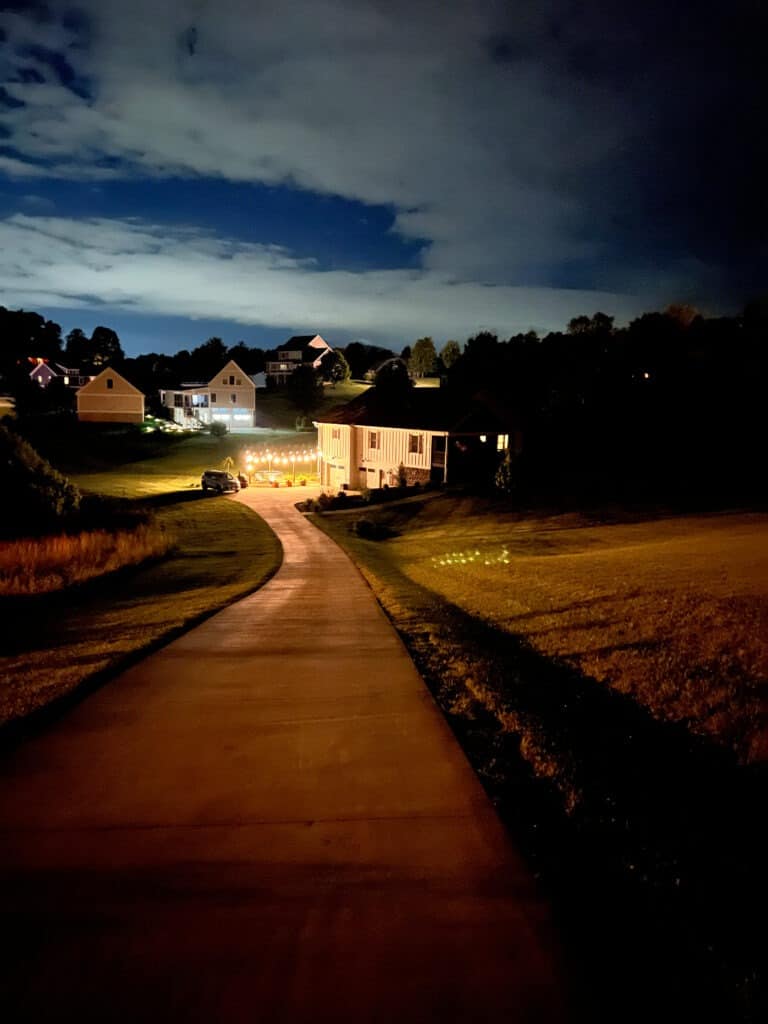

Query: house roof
[77,367,144,396]
[283,335,318,348]
[317,388,518,434]
[206,360,254,388]
[279,335,332,360]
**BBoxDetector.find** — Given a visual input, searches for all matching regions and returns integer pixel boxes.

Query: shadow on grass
[328,532,767,1023]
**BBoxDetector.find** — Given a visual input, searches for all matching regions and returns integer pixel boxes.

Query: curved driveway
[0,488,565,1022]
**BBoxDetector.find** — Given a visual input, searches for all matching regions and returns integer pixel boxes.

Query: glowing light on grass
[431,546,510,569]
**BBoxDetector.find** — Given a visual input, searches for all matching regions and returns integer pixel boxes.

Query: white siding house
[77,368,145,423]
[160,360,256,429]
[318,421,448,491]
[316,390,519,491]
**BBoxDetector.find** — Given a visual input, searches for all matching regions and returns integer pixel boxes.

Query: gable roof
[206,360,254,388]
[77,367,144,396]
[280,334,332,355]
[317,389,518,434]
[283,335,318,347]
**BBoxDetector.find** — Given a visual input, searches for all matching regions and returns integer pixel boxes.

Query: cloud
[0,0,762,308]
[0,212,659,345]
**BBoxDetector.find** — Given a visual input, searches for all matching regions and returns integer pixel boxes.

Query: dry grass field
[336,498,768,762]
[0,524,172,595]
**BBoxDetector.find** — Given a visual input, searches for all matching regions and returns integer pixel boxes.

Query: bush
[209,421,228,437]
[0,424,81,537]
[350,517,394,541]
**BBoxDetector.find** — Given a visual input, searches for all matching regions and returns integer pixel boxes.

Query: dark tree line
[3,300,767,501]
[443,304,768,502]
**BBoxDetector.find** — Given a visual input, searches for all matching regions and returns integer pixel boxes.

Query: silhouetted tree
[89,326,124,368]
[0,307,62,382]
[190,336,228,379]
[64,328,89,367]
[440,339,461,368]
[323,350,351,385]
[287,364,323,414]
[373,358,412,405]
[343,342,395,379]
[409,336,437,377]
[228,342,265,375]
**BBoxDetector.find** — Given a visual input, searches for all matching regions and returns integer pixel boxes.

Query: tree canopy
[440,339,461,368]
[409,336,437,377]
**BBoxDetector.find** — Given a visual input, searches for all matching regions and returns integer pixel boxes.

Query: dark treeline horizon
[2,299,767,503]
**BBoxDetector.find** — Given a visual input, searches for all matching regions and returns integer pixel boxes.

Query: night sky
[0,0,765,356]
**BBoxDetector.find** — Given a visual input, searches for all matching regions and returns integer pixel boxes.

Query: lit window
[369,431,379,449]
[408,433,423,454]
[497,434,509,451]
[106,378,114,389]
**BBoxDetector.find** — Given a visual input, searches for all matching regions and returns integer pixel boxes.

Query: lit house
[29,359,92,388]
[160,360,256,430]
[76,368,145,423]
[266,334,333,385]
[315,389,521,491]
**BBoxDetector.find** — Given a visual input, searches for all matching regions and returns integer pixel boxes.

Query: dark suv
[201,470,240,494]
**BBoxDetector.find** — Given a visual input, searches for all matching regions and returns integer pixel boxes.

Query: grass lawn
[58,429,300,497]
[317,495,768,762]
[312,494,767,1021]
[254,380,369,429]
[0,430,283,728]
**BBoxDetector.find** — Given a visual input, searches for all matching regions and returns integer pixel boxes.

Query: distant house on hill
[29,359,92,389]
[266,334,333,385]
[76,368,145,424]
[159,360,256,430]
[315,389,521,491]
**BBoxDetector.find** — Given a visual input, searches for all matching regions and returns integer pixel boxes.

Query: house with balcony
[160,360,256,430]
[315,389,521,491]
[266,334,333,385]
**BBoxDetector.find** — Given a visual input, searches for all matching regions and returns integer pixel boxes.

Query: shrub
[0,424,81,537]
[351,517,394,540]
[209,420,228,437]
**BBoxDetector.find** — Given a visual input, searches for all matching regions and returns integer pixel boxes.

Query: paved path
[0,489,565,1022]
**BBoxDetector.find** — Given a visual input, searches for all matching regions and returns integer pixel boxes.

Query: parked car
[201,470,240,494]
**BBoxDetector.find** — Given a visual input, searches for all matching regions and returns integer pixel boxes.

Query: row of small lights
[242,447,321,469]
[431,547,511,567]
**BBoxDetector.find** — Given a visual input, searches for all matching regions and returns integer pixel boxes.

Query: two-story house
[160,360,256,429]
[315,389,521,491]
[266,334,333,385]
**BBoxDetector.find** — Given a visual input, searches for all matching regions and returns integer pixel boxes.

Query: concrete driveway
[0,487,566,1022]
